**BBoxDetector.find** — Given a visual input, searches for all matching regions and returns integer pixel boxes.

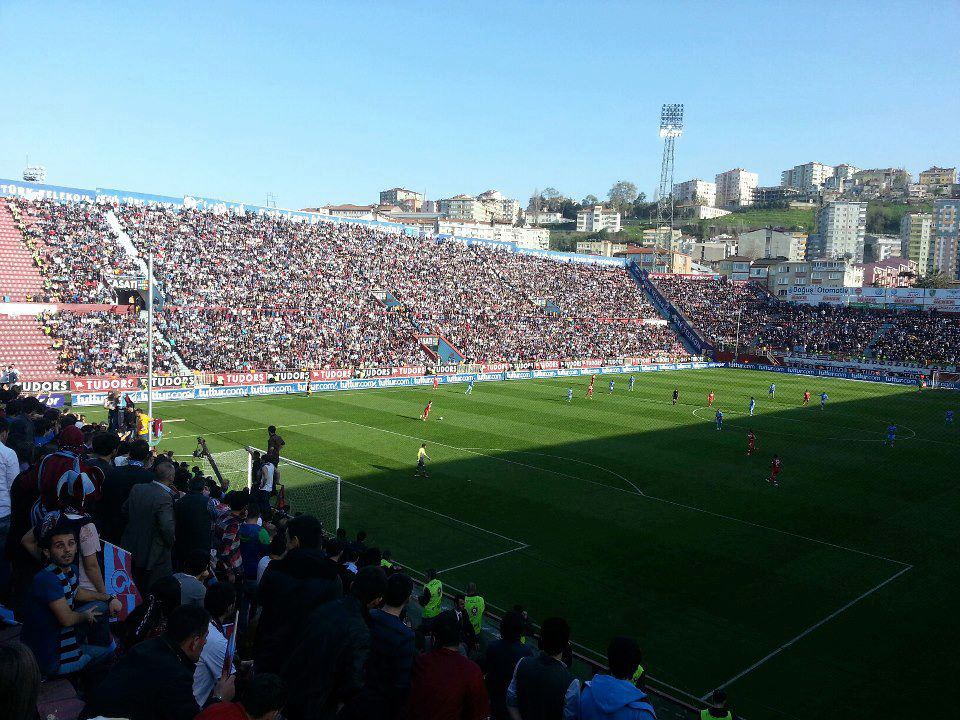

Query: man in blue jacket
[580,636,656,720]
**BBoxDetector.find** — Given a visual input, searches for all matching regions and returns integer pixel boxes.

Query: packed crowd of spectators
[40,309,175,377]
[652,275,960,365]
[9,200,138,304]
[0,387,710,720]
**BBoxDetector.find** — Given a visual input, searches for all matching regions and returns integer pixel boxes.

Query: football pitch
[88,368,958,718]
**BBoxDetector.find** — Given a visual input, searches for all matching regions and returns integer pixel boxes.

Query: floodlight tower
[653,103,683,273]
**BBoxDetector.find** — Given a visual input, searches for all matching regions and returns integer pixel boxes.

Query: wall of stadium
[0,178,623,269]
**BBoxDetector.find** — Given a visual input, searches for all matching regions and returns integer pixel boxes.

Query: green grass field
[86,369,959,718]
[697,208,815,234]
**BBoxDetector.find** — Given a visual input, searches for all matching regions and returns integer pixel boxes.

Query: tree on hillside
[608,181,638,217]
[914,271,952,289]
[581,194,599,207]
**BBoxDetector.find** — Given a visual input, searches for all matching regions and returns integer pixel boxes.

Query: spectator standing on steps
[483,610,535,720]
[122,460,177,592]
[580,636,656,720]
[506,616,579,720]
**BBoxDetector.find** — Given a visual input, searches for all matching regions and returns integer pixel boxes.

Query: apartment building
[900,212,934,274]
[672,179,717,207]
[715,168,759,207]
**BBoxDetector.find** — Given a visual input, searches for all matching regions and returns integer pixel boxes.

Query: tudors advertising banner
[357,366,427,379]
[310,368,351,381]
[141,375,197,389]
[212,371,307,386]
[20,379,71,394]
[71,376,139,393]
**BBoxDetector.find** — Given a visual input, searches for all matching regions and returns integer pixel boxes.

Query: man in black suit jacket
[97,440,155,544]
[122,461,177,591]
[174,477,212,570]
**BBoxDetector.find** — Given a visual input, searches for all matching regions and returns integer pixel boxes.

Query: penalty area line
[701,563,913,699]
[438,544,530,574]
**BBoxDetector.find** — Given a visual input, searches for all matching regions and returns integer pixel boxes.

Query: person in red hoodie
[405,610,489,720]
[196,673,285,720]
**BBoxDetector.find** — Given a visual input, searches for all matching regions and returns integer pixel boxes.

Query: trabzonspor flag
[104,542,142,621]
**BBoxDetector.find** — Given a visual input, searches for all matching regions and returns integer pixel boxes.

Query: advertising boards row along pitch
[71,363,721,407]
[728,362,960,389]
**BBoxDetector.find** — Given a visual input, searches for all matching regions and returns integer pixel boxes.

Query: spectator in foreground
[195,672,285,720]
[0,418,17,599]
[506,616,579,720]
[81,605,229,720]
[580,636,656,720]
[98,438,154,543]
[0,641,41,720]
[254,514,342,674]
[20,516,116,678]
[282,565,387,720]
[364,572,417,715]
[406,610,490,720]
[122,460,177,590]
[120,574,183,651]
[194,582,238,707]
[483,610,535,720]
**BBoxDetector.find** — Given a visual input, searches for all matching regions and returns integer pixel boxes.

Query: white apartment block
[524,210,565,225]
[672,179,716,207]
[781,162,835,191]
[934,199,960,279]
[737,228,806,262]
[900,212,934,273]
[577,205,622,233]
[439,190,521,224]
[918,167,957,187]
[767,259,863,297]
[817,201,867,262]
[438,220,549,250]
[715,169,759,207]
[439,194,483,221]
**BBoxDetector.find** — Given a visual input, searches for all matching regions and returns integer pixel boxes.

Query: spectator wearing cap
[98,438,154,544]
[21,470,110,601]
[506,617,579,720]
[81,604,231,720]
[580,637,656,720]
[175,475,215,570]
[483,610,535,720]
[122,460,177,591]
[254,514,342,674]
[19,516,117,678]
[282,565,387,720]
[406,609,490,720]
[195,672,285,720]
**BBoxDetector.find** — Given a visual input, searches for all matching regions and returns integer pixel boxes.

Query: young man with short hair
[580,636,656,720]
[20,518,118,678]
[174,548,212,608]
[366,572,416,714]
[506,617,579,720]
[194,582,238,706]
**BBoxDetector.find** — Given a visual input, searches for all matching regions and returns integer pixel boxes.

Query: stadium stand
[0,199,45,302]
[0,315,59,378]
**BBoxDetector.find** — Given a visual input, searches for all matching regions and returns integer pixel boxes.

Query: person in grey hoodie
[580,637,656,720]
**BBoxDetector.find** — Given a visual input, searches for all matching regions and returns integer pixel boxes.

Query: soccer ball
[439,416,444,420]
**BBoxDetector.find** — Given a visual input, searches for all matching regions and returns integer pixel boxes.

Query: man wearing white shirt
[194,581,237,706]
[0,419,19,602]
[255,453,277,517]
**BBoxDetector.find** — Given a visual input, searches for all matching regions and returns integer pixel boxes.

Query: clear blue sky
[1,1,957,210]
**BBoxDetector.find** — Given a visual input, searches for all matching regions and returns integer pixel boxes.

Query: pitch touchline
[702,563,914,699]
[164,419,339,441]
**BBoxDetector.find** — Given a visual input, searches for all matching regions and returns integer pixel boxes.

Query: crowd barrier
[728,362,960,389]
[70,362,723,407]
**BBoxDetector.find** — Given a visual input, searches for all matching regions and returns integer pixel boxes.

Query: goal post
[244,445,342,531]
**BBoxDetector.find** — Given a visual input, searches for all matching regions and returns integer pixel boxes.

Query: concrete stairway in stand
[0,199,45,301]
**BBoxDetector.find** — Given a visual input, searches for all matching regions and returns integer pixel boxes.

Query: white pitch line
[164,419,339,440]
[701,563,914,699]
[338,477,527,546]
[438,544,529,574]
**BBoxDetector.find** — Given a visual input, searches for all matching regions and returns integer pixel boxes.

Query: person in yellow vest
[420,568,443,620]
[701,689,734,719]
[464,582,485,641]
[380,549,401,573]
[135,408,151,440]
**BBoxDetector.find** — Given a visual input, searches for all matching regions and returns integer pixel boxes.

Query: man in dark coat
[174,477,213,570]
[122,461,176,591]
[97,439,154,544]
[254,514,342,673]
[281,565,387,720]
[81,605,217,720]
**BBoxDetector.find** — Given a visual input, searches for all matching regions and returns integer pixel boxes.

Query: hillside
[696,207,815,235]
